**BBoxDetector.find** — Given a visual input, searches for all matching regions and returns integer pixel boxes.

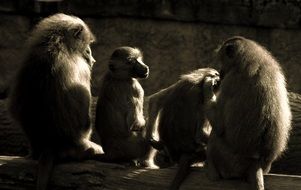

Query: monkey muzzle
[132,60,149,78]
[212,75,220,93]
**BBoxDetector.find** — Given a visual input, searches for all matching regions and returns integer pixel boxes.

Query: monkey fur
[95,47,150,164]
[9,13,102,190]
[204,36,292,190]
[146,68,219,190]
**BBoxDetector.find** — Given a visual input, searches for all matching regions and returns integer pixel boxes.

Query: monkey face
[203,70,220,93]
[109,47,149,79]
[202,71,220,104]
[83,45,96,67]
[217,36,245,80]
[130,56,149,79]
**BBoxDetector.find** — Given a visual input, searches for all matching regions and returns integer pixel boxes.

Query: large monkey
[146,68,219,190]
[9,13,102,190]
[204,36,292,190]
[95,47,150,163]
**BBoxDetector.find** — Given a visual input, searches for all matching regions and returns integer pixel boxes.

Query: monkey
[145,68,219,190]
[8,13,103,190]
[203,36,292,190]
[95,46,150,164]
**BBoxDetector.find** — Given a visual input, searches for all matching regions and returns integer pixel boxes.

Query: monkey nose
[92,58,96,64]
[144,66,150,76]
[145,66,149,73]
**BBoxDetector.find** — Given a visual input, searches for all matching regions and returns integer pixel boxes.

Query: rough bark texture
[0,156,301,190]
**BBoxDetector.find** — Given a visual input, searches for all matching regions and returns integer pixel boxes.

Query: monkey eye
[126,58,133,65]
[85,48,91,54]
[225,44,235,58]
[109,64,116,71]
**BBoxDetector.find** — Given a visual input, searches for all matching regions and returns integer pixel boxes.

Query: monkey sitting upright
[95,47,150,164]
[204,36,292,190]
[146,68,220,190]
[9,13,102,190]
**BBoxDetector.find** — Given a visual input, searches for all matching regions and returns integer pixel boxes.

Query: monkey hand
[203,75,220,103]
[129,115,146,132]
[130,123,144,132]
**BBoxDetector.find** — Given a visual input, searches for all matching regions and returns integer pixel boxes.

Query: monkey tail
[149,138,165,150]
[170,154,196,190]
[37,150,55,190]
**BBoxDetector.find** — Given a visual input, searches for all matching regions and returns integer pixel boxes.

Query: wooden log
[0,156,301,190]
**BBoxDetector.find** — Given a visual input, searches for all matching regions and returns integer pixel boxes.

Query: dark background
[0,0,300,98]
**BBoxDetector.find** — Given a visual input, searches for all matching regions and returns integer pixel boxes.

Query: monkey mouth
[141,72,149,78]
[134,71,149,79]
[87,62,94,69]
[132,65,149,78]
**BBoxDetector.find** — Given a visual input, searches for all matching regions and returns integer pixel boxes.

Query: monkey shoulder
[98,74,142,111]
[147,83,178,108]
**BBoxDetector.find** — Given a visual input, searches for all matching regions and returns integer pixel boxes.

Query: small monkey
[95,47,150,164]
[146,68,219,190]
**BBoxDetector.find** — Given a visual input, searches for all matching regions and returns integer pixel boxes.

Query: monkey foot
[141,159,160,169]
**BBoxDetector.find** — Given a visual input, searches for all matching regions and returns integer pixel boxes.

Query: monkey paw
[140,159,160,169]
[203,75,219,103]
[90,142,104,154]
[84,139,104,154]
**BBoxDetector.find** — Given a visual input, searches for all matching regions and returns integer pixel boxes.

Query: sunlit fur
[9,13,101,190]
[95,47,149,163]
[146,68,219,190]
[205,36,292,190]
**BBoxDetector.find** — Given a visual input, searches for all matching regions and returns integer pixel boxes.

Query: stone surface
[85,17,301,95]
[0,1,301,95]
[60,0,301,29]
[0,14,31,95]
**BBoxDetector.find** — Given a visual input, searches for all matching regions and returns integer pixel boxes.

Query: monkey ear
[72,25,84,38]
[109,64,116,72]
[224,44,236,58]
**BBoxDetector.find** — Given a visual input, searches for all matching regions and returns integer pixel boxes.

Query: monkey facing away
[9,13,102,190]
[95,47,150,163]
[146,68,219,190]
[204,36,292,190]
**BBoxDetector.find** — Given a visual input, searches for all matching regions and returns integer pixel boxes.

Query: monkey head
[204,69,220,94]
[108,47,149,79]
[182,68,220,94]
[216,36,244,80]
[30,13,95,63]
[217,36,272,80]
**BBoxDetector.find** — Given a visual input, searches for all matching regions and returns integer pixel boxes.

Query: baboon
[9,13,102,190]
[95,47,150,164]
[204,36,292,190]
[146,68,219,190]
